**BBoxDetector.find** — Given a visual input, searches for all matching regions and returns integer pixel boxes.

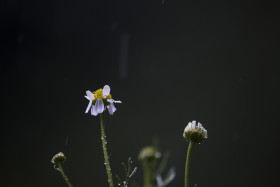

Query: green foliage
[155,152,176,187]
[51,86,208,187]
[116,157,137,187]
[156,167,176,187]
[139,142,176,187]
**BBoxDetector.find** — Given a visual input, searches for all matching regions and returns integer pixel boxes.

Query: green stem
[185,141,194,187]
[143,160,156,187]
[143,162,152,187]
[100,112,114,187]
[58,163,73,187]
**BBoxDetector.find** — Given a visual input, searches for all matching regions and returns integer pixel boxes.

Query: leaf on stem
[116,157,137,187]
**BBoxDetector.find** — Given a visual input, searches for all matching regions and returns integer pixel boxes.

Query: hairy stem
[57,163,73,187]
[185,141,194,187]
[100,112,114,187]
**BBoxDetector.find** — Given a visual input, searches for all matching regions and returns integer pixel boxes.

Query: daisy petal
[197,122,202,131]
[156,176,163,186]
[107,105,113,115]
[95,99,104,113]
[192,121,196,130]
[84,96,90,100]
[86,91,95,100]
[107,103,116,115]
[204,130,208,138]
[85,100,92,113]
[107,99,114,103]
[113,100,122,103]
[103,85,110,97]
[112,103,117,112]
[91,106,98,116]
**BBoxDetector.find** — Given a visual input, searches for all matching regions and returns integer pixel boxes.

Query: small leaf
[129,167,137,178]
[116,175,123,187]
[127,157,132,173]
[156,152,170,175]
[116,157,137,187]
[122,162,128,175]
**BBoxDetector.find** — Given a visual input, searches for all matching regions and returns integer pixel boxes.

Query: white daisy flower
[183,121,208,143]
[85,85,121,116]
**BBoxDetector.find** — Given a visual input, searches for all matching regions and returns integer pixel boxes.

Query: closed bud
[183,121,208,144]
[138,146,161,161]
[51,152,66,166]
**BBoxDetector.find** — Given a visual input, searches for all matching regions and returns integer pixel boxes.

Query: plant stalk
[57,163,73,187]
[100,112,114,187]
[143,161,153,187]
[185,141,194,187]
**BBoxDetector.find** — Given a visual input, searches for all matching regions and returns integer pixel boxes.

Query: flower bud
[183,121,208,144]
[51,152,66,166]
[138,146,161,161]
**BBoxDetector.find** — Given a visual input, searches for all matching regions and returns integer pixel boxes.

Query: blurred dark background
[1,0,279,186]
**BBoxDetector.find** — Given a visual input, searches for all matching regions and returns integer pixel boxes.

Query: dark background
[1,0,279,186]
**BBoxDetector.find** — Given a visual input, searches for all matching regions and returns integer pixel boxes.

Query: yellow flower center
[93,89,112,101]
